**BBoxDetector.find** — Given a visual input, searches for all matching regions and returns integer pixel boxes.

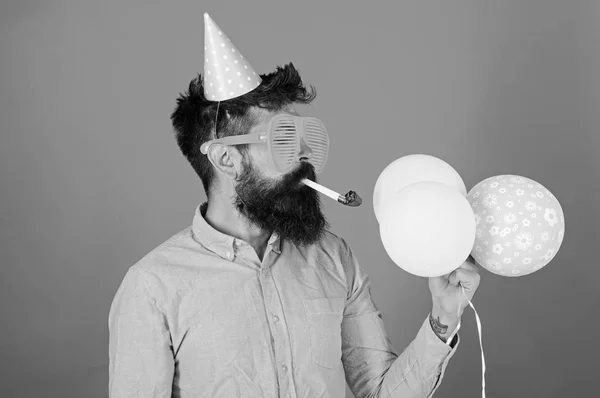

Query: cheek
[250,149,282,179]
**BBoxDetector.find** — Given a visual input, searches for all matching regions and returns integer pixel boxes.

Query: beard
[233,158,329,247]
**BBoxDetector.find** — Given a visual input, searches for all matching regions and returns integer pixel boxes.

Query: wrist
[430,305,460,343]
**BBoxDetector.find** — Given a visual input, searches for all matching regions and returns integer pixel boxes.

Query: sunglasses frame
[200,115,329,173]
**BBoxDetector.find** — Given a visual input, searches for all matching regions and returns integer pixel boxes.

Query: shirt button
[273,314,280,323]
[282,364,287,372]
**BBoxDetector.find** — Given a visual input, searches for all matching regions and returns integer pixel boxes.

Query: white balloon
[380,181,476,277]
[374,154,467,224]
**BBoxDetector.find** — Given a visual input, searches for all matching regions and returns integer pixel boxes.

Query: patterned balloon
[468,175,565,277]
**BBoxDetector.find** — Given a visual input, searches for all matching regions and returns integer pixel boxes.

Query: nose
[298,137,312,162]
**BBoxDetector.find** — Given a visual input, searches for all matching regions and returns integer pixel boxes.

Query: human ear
[206,144,240,180]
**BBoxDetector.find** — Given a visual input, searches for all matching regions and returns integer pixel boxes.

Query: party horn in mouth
[301,179,362,207]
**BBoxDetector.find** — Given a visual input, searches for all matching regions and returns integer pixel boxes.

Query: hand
[428,256,481,342]
[429,256,481,318]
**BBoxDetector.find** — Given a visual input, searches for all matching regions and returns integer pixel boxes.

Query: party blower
[302,179,362,207]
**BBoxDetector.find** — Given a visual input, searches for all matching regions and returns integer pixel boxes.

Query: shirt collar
[192,202,281,260]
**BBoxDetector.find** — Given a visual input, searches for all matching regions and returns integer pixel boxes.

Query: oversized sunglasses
[200,114,329,173]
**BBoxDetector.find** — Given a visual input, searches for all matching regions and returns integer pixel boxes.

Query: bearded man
[108,14,480,398]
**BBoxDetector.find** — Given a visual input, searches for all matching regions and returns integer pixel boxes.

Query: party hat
[203,13,262,101]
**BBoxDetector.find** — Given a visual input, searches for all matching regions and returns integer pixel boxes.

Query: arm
[108,268,174,397]
[340,240,459,398]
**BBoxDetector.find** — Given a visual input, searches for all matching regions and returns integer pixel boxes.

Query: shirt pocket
[302,297,345,369]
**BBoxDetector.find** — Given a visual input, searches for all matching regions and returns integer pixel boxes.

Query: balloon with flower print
[468,175,565,277]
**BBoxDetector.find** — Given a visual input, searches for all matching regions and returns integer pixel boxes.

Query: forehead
[250,104,300,127]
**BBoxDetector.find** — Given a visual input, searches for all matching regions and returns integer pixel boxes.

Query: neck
[204,194,271,260]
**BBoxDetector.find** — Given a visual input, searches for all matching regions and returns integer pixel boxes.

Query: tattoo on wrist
[429,313,448,342]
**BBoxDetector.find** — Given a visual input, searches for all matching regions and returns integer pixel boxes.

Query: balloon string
[461,285,486,398]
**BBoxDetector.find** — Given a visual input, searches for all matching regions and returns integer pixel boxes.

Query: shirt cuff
[412,316,460,372]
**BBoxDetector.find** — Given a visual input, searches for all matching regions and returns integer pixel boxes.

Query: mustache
[235,160,317,201]
[282,162,316,185]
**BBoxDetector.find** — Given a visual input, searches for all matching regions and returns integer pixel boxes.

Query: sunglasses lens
[270,116,297,172]
[269,115,329,173]
[303,119,329,173]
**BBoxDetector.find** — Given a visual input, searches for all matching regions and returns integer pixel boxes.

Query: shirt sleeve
[108,267,174,397]
[339,239,460,398]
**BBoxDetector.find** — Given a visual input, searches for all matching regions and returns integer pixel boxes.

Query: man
[108,15,480,398]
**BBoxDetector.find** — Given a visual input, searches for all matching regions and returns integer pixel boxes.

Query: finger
[439,261,478,282]
[448,268,481,289]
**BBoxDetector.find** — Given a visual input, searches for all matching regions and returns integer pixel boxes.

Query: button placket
[259,265,280,374]
[260,260,297,397]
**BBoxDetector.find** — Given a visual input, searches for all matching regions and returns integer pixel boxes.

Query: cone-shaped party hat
[203,13,262,101]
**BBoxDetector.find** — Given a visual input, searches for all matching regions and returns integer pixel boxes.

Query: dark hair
[170,63,316,196]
